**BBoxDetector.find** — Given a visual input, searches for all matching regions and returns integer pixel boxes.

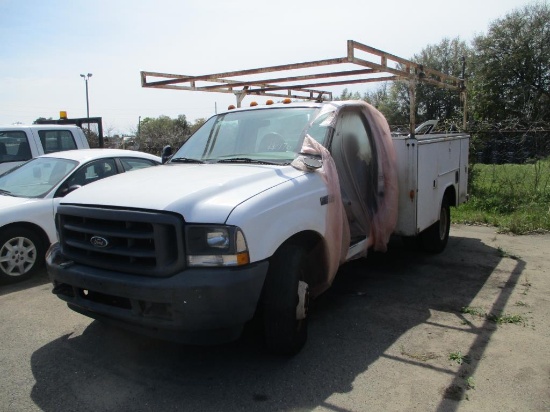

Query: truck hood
[0,195,37,211]
[61,163,307,223]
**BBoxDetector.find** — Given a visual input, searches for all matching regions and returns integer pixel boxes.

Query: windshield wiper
[216,158,284,166]
[170,157,205,164]
[0,189,14,196]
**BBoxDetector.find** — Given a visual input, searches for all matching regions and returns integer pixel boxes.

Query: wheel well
[444,185,457,207]
[279,231,327,297]
[0,222,50,250]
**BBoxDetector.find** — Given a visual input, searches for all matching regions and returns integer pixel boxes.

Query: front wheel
[263,243,310,355]
[0,227,45,283]
[420,197,451,253]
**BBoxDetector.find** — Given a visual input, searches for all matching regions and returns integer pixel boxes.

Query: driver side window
[65,159,117,188]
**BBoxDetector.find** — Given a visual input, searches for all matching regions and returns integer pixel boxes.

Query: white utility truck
[0,124,90,174]
[46,41,469,354]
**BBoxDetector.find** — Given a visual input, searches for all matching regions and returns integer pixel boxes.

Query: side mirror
[55,184,81,198]
[161,145,173,164]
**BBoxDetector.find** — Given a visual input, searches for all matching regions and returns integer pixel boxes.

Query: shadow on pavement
[29,234,520,411]
[0,268,49,297]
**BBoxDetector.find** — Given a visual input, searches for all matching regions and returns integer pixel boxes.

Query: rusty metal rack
[141,40,467,132]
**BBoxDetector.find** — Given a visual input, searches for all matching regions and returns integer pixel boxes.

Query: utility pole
[80,73,92,133]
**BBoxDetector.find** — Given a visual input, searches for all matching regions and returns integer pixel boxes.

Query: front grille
[57,205,186,277]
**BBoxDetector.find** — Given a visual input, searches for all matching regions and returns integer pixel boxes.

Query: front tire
[420,197,451,253]
[0,227,45,283]
[263,243,309,355]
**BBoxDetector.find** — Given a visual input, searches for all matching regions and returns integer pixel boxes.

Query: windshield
[171,106,333,164]
[0,157,78,198]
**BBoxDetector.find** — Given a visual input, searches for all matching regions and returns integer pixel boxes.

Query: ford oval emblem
[90,236,109,248]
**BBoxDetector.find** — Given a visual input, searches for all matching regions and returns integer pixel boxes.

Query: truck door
[330,110,379,244]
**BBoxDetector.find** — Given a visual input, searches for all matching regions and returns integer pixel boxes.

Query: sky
[0,0,541,135]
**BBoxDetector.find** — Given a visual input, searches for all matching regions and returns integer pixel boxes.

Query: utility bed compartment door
[416,137,462,232]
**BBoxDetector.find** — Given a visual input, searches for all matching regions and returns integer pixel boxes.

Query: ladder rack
[141,40,467,133]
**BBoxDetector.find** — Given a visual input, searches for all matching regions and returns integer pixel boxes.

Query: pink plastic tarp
[292,101,399,283]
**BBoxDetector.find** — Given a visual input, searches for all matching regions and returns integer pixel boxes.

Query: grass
[460,306,526,326]
[486,313,525,325]
[453,158,550,234]
[460,306,484,317]
[449,351,471,365]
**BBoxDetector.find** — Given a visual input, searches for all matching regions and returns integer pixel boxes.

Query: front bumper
[46,243,268,344]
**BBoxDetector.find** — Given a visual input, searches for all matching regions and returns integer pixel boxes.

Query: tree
[137,114,192,154]
[470,3,550,125]
[33,117,53,124]
[190,118,206,134]
[378,37,470,129]
[412,38,470,126]
[335,38,470,129]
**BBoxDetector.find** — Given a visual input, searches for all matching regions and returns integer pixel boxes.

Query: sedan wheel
[0,228,45,283]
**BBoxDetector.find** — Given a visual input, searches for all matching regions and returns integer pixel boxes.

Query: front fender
[226,172,328,262]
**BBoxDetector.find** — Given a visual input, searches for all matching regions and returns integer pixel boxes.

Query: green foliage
[449,351,470,365]
[453,158,550,234]
[136,114,208,154]
[409,38,471,124]
[470,3,550,124]
[486,313,525,325]
[338,4,550,128]
[460,306,484,317]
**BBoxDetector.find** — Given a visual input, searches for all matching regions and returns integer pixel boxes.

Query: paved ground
[1,224,549,412]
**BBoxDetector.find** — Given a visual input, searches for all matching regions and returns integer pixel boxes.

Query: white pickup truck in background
[0,124,90,174]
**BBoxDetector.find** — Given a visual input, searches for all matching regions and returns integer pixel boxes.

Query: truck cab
[0,124,90,174]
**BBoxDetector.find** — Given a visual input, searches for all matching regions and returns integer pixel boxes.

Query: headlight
[185,225,250,267]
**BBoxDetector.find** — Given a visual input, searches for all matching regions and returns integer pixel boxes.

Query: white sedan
[0,149,161,283]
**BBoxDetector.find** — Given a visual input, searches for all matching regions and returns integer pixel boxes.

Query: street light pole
[80,73,92,133]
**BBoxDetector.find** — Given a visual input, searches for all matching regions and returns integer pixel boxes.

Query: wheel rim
[0,236,37,277]
[296,280,309,320]
[439,206,449,240]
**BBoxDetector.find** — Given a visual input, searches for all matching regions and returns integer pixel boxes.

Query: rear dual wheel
[401,197,451,254]
[420,197,451,253]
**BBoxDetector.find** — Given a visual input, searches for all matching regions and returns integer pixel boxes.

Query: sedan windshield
[0,157,77,198]
[171,106,333,164]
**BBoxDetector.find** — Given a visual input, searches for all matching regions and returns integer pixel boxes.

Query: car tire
[420,197,451,253]
[0,227,45,283]
[263,243,309,355]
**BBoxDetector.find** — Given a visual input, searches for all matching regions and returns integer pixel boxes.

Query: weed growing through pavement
[449,351,471,365]
[521,276,532,295]
[487,313,525,325]
[461,306,484,318]
[461,306,526,326]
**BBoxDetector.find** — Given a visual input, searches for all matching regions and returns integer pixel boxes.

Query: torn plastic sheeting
[359,101,399,252]
[291,135,350,281]
[291,101,399,283]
